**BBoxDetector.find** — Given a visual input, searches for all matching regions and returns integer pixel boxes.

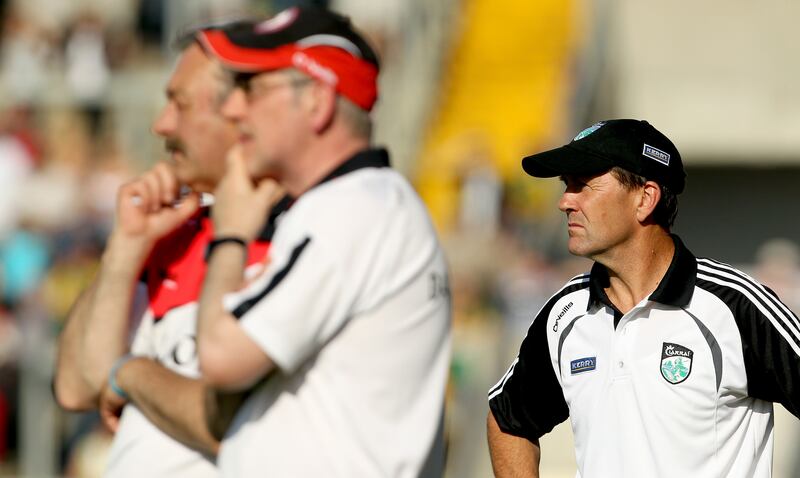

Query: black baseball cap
[521,119,686,193]
[197,6,380,111]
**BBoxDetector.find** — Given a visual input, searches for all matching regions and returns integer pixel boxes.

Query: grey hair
[282,69,372,140]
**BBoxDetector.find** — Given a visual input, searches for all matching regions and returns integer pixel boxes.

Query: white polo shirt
[219,149,451,478]
[104,205,283,478]
[489,235,800,477]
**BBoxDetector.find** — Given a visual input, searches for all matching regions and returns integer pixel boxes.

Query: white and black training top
[218,149,451,478]
[489,235,800,478]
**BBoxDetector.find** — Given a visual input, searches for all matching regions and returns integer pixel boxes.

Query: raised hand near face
[211,144,284,241]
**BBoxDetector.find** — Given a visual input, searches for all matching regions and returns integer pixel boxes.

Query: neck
[597,228,675,314]
[281,133,370,198]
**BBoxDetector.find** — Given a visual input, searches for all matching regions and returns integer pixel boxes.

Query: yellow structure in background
[415,0,583,232]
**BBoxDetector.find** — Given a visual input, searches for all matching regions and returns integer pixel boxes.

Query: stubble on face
[561,172,640,261]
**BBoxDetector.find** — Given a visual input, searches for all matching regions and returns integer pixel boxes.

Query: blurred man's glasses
[233,73,313,102]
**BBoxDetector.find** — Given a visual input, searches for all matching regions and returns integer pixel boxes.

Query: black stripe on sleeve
[488,280,588,442]
[232,237,312,319]
[697,264,800,352]
[697,274,800,418]
[699,259,800,334]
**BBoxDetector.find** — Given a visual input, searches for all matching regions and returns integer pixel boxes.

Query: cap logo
[254,7,299,34]
[292,51,338,85]
[643,144,670,166]
[573,122,605,141]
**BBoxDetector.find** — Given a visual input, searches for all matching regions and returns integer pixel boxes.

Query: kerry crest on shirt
[660,342,693,384]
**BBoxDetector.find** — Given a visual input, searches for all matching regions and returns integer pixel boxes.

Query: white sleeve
[222,236,348,373]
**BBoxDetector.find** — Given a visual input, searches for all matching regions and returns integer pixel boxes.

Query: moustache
[165,139,185,155]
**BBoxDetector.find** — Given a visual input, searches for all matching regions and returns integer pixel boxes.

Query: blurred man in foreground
[194,7,452,477]
[54,25,284,477]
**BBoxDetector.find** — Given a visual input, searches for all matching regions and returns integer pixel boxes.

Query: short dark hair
[610,167,679,229]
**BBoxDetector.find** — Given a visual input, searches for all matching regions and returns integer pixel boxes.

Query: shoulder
[529,273,592,332]
[695,256,773,304]
[310,168,412,211]
[695,256,794,322]
[288,169,430,240]
[545,274,592,311]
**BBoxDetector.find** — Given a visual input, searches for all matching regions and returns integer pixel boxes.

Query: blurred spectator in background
[753,238,800,314]
[135,0,165,47]
[0,8,52,106]
[64,10,111,140]
[0,305,21,462]
[330,0,400,59]
[0,106,38,239]
[457,149,503,237]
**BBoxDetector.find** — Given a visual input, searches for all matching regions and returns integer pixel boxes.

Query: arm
[54,282,100,410]
[53,163,201,410]
[487,411,540,478]
[700,272,800,417]
[98,357,246,455]
[197,148,284,390]
[486,291,571,476]
[54,235,150,410]
[197,242,275,390]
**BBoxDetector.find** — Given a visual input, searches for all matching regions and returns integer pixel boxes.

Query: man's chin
[167,150,187,163]
[173,169,201,190]
[567,239,592,259]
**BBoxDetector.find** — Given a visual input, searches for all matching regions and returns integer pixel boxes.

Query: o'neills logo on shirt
[660,342,693,384]
[552,301,574,332]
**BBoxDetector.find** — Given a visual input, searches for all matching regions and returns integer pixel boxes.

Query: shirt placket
[613,301,650,377]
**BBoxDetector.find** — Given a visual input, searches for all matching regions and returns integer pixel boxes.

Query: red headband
[198,30,379,111]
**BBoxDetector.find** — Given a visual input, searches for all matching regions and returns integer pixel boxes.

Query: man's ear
[636,181,662,223]
[306,81,337,133]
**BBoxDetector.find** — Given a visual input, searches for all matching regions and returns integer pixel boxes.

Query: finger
[99,405,118,432]
[107,414,119,433]
[225,144,250,182]
[141,171,164,213]
[254,178,284,206]
[225,143,243,168]
[119,180,152,211]
[152,162,179,205]
[170,192,201,223]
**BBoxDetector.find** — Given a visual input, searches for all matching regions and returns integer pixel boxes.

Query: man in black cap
[487,119,800,477]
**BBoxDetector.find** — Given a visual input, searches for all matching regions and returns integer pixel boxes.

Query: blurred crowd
[0,1,161,475]
[0,0,798,477]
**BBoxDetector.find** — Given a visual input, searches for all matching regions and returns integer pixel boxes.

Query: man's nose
[152,103,177,137]
[221,88,248,122]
